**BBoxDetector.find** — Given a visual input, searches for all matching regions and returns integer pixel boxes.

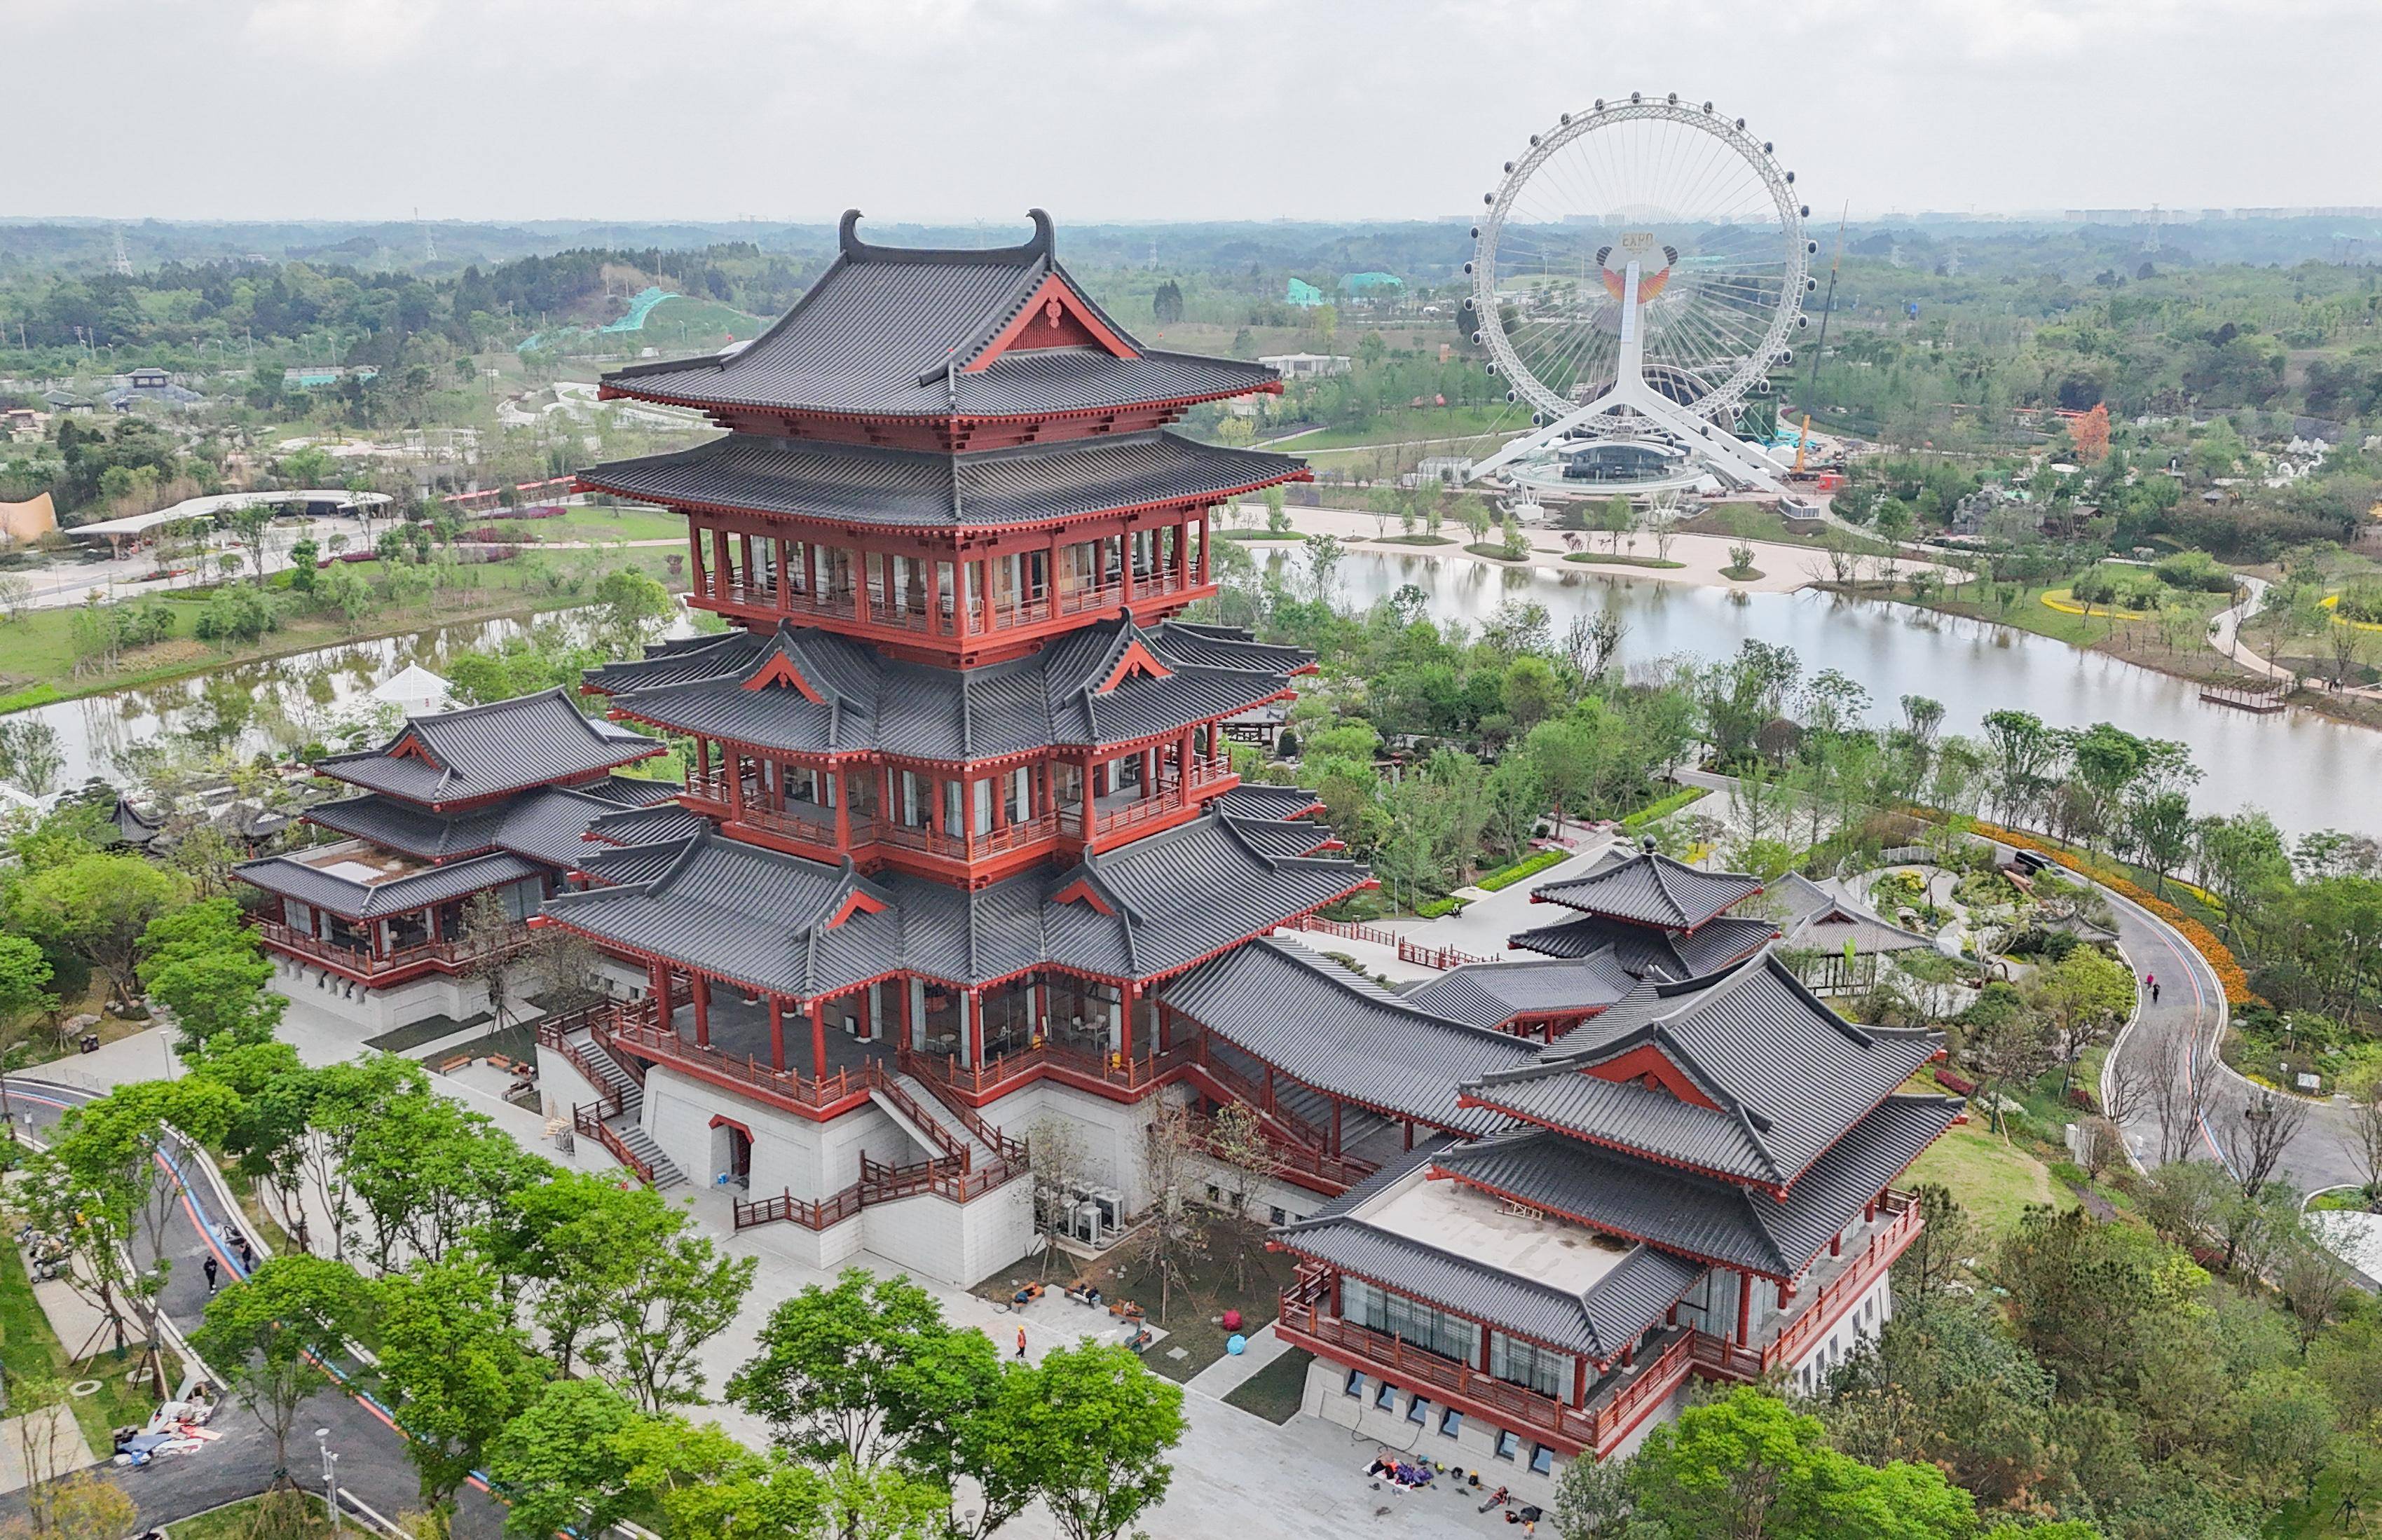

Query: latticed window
[1340,1278,1480,1365]
[1490,1332,1570,1398]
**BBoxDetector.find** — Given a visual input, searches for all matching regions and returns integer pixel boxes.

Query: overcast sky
[8,0,2377,226]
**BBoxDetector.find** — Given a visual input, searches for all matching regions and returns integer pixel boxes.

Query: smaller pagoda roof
[1227,818,1340,861]
[1271,1157,1704,1363]
[316,689,659,807]
[579,429,1303,532]
[1506,912,1777,981]
[602,210,1278,420]
[1163,937,1539,1134]
[236,846,543,921]
[1761,874,1936,956]
[1402,952,1641,1031]
[1432,1094,1962,1280]
[1462,951,1943,1189]
[1212,783,1325,821]
[303,778,672,867]
[585,801,713,848]
[596,617,1307,762]
[1531,847,1766,932]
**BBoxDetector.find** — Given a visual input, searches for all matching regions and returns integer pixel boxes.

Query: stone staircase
[563,1021,685,1189]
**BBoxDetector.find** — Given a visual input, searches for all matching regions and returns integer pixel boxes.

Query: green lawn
[173,1492,338,1540]
[0,1244,169,1455]
[1721,565,1765,582]
[1218,529,1306,542]
[1259,404,1521,454]
[1905,1120,2068,1235]
[1371,534,1458,547]
[1912,581,2233,652]
[1221,1347,1315,1423]
[494,504,687,543]
[1565,552,1685,570]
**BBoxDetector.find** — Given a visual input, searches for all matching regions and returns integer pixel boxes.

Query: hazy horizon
[6,0,2378,226]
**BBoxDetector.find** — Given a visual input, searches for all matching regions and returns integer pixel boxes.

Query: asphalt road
[0,1078,503,1538]
[2098,883,2365,1196]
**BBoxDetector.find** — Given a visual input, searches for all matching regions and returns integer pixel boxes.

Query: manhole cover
[69,1381,100,1398]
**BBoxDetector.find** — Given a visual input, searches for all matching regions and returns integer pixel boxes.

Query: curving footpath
[2094,884,2363,1195]
[0,1077,501,1537]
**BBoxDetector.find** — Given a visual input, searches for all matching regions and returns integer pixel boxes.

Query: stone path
[0,1407,98,1494]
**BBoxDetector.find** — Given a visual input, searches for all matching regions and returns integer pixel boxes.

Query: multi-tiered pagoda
[529,212,1372,1265]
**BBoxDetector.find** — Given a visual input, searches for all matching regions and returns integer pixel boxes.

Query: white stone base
[266,956,488,1040]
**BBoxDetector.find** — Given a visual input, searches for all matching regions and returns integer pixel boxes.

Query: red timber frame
[620,713,1266,888]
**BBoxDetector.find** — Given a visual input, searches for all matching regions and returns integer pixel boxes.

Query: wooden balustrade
[255,919,526,977]
[606,1012,880,1112]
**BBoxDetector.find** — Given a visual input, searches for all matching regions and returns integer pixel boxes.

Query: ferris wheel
[1465,93,1813,491]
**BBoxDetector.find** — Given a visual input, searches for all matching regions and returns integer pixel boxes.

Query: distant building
[127,366,170,390]
[1417,455,1474,486]
[1340,271,1403,298]
[1259,352,1352,379]
[1285,277,1327,308]
[1560,441,1683,483]
[40,390,93,415]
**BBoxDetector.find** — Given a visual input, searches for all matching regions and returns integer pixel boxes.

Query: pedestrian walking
[2151,979,2161,1004]
[203,1253,219,1293]
[1015,1326,1029,1361]
[234,1232,254,1272]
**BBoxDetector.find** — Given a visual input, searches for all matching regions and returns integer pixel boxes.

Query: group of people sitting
[1364,1451,1437,1490]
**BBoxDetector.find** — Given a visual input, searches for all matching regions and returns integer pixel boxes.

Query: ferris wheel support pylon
[1467,261,1791,493]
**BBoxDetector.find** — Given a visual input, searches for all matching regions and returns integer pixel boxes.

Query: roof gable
[1579,1042,1727,1112]
[1532,848,1765,933]
[744,649,827,703]
[963,270,1138,372]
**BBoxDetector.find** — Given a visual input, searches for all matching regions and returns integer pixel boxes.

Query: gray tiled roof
[1760,874,1934,956]
[1531,848,1766,931]
[1212,783,1325,820]
[585,802,713,847]
[1507,913,1777,981]
[1402,953,1640,1031]
[602,212,1275,420]
[597,617,1306,762]
[1434,1096,1962,1278]
[1163,938,1539,1134]
[580,430,1303,531]
[543,811,1369,996]
[315,689,659,806]
[235,848,543,920]
[304,781,675,871]
[1229,818,1339,860]
[1466,952,1944,1188]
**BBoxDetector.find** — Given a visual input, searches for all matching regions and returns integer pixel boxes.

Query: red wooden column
[1572,1356,1589,1408]
[651,962,673,1031]
[809,998,828,1082]
[777,539,794,614]
[1735,1271,1753,1343]
[767,996,786,1072]
[1118,982,1139,1064]
[1177,729,1195,802]
[693,736,711,790]
[897,980,915,1048]
[926,557,943,637]
[856,986,873,1042]
[687,523,706,596]
[854,549,872,626]
[966,990,984,1067]
[725,750,744,819]
[711,528,731,596]
[690,973,711,1047]
[739,532,755,596]
[833,767,852,848]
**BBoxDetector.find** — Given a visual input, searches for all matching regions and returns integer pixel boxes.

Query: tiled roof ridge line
[1254,937,1524,1040]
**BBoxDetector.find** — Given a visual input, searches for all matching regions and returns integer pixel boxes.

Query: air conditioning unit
[1091,1188,1124,1229]
[1071,1201,1107,1249]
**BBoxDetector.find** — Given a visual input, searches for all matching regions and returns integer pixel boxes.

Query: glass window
[1374,1380,1398,1410]
[1439,1407,1464,1438]
[1343,1368,1364,1398]
[1530,1443,1555,1476]
[1406,1395,1429,1424]
[1494,1430,1520,1462]
[1339,1279,1481,1366]
[1490,1333,1570,1399]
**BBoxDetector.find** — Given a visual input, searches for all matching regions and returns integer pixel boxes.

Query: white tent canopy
[369,664,456,717]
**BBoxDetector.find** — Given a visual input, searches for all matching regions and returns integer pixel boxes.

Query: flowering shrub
[1970,820,2256,1007]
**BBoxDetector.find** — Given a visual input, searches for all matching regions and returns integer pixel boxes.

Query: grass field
[1907,581,2233,652]
[173,1493,338,1540]
[493,503,687,543]
[1906,1120,2067,1235]
[1675,507,1880,551]
[1221,1347,1315,1423]
[1564,552,1685,570]
[0,1244,167,1455]
[1265,405,1521,454]
[0,543,681,712]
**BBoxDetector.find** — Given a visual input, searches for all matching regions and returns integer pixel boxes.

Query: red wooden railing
[877,810,1061,862]
[1756,1190,1920,1373]
[734,1183,864,1231]
[898,1039,1196,1101]
[570,1095,654,1184]
[1283,915,1494,970]
[1183,1111,1378,1190]
[606,1012,881,1112]
[256,920,527,977]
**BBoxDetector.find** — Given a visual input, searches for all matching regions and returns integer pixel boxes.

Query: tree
[137,896,285,1057]
[376,1253,550,1520]
[2034,945,2135,1101]
[458,888,524,1032]
[2219,1089,2306,1200]
[978,1342,1184,1540]
[0,718,64,795]
[594,566,674,640]
[345,1094,535,1273]
[1202,1101,1277,1293]
[191,1256,371,1484]
[1891,1185,1977,1310]
[726,1268,999,1469]
[1301,532,1345,603]
[0,934,58,1042]
[1624,1386,1978,1540]
[2072,402,2111,463]
[2127,789,2196,898]
[9,852,184,1008]
[600,1201,756,1414]
[1132,1102,1207,1322]
[484,1376,648,1540]
[1962,984,2052,1135]
[228,500,278,587]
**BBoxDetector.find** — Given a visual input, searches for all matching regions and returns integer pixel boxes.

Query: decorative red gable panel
[966,274,1138,372]
[822,890,889,929]
[386,733,438,764]
[1582,1043,1725,1112]
[1050,877,1116,916]
[1098,638,1175,693]
[744,651,827,703]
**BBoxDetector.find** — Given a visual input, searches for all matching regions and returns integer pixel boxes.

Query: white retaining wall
[640,1067,912,1195]
[268,956,487,1038]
